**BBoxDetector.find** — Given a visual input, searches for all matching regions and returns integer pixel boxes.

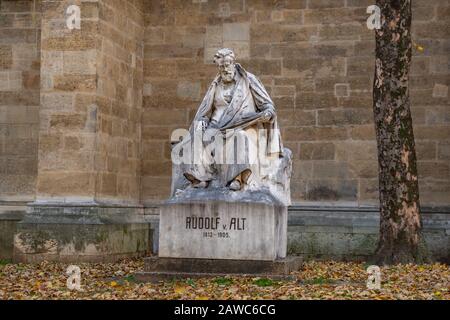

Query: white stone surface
[159,202,287,261]
[173,48,292,206]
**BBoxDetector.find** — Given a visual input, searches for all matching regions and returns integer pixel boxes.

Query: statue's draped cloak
[170,64,292,205]
[188,64,283,155]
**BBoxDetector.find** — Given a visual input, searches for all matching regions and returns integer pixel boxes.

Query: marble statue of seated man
[170,48,292,205]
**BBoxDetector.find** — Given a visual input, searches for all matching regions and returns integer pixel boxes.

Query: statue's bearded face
[217,55,236,83]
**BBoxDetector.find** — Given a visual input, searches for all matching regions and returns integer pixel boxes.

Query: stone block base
[159,201,288,261]
[135,256,302,282]
[13,204,154,263]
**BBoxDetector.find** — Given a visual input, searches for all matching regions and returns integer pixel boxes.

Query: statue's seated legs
[183,173,209,189]
[228,168,252,191]
[184,167,252,192]
[181,127,257,191]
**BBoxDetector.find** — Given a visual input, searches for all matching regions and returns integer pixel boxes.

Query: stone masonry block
[334,83,350,98]
[432,83,448,98]
[63,50,97,75]
[223,23,250,41]
[176,81,201,100]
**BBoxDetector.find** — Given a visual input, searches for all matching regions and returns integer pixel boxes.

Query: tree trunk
[372,0,427,265]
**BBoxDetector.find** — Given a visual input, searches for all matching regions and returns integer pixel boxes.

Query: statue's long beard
[221,72,234,83]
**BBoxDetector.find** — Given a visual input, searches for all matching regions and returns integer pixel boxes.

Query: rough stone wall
[95,0,144,204]
[141,0,450,206]
[36,0,144,204]
[0,0,41,202]
[0,0,448,207]
[410,1,450,206]
[36,0,98,203]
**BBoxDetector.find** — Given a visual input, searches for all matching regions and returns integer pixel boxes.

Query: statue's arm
[191,82,217,131]
[247,73,276,120]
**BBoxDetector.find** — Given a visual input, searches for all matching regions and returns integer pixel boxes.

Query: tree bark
[372,0,427,264]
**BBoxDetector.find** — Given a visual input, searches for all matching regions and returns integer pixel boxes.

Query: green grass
[303,276,336,285]
[252,278,277,287]
[214,277,233,286]
[0,259,11,266]
[185,278,196,288]
[123,275,136,283]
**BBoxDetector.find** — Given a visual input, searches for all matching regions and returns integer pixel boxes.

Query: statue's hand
[196,120,208,131]
[202,120,208,131]
[261,110,273,123]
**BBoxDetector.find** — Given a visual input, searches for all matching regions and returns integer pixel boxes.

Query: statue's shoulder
[210,75,220,87]
[236,64,258,83]
[244,71,261,85]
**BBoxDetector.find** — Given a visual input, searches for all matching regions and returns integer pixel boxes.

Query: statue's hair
[213,48,236,65]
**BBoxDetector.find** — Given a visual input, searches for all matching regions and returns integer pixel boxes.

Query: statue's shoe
[229,180,241,191]
[193,181,208,189]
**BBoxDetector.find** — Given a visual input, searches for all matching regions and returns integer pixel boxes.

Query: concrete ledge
[136,256,302,282]
[12,204,154,263]
[2,203,449,263]
[287,205,450,263]
[14,223,152,263]
[0,204,26,260]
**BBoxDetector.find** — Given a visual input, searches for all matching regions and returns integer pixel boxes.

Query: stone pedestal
[159,201,287,261]
[138,200,301,281]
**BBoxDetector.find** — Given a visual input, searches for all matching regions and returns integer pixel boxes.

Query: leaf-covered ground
[0,258,448,300]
